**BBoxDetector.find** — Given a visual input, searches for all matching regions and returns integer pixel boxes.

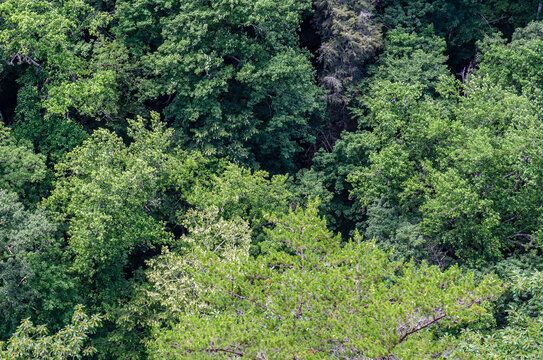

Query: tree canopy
[1,1,542,359]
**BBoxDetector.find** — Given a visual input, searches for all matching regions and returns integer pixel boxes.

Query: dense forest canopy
[1,0,543,359]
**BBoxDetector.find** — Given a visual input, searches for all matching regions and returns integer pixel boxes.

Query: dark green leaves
[123,0,323,172]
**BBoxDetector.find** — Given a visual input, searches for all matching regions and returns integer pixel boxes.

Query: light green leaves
[456,272,543,359]
[148,199,501,359]
[0,306,101,360]
[344,24,543,265]
[43,113,190,283]
[0,0,117,119]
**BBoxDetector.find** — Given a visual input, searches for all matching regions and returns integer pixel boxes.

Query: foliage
[363,26,450,93]
[0,190,56,336]
[375,1,543,70]
[148,199,501,359]
[480,0,542,33]
[375,0,490,68]
[476,21,543,108]
[0,123,46,204]
[456,272,543,359]
[297,27,450,238]
[43,113,201,298]
[11,87,89,165]
[0,0,114,119]
[186,163,292,247]
[41,114,294,358]
[346,31,543,265]
[313,0,381,105]
[109,207,253,360]
[115,0,323,172]
[294,131,367,235]
[0,306,101,360]
[3,2,543,358]
[141,207,251,328]
[40,113,204,358]
[364,196,432,264]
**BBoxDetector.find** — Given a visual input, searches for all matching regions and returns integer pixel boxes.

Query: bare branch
[398,312,447,344]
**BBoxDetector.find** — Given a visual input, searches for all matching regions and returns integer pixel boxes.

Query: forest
[1,0,543,359]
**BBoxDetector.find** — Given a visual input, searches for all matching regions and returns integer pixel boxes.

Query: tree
[294,131,368,235]
[129,207,252,333]
[363,196,430,264]
[0,123,46,204]
[109,173,291,359]
[376,0,490,69]
[313,0,381,106]
[348,76,543,265]
[456,272,543,359]
[148,199,500,359]
[344,25,543,265]
[297,27,451,239]
[361,26,450,93]
[480,1,542,34]
[41,113,202,358]
[375,1,543,71]
[186,163,292,247]
[476,21,543,108]
[0,0,115,120]
[0,190,56,336]
[43,113,200,301]
[115,0,323,172]
[43,113,294,358]
[0,306,101,360]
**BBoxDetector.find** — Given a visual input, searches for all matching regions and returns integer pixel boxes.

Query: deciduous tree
[0,306,101,360]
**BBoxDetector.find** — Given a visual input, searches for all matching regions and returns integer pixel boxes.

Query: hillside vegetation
[1,1,543,359]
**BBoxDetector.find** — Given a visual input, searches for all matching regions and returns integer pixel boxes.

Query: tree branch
[503,171,516,179]
[507,234,535,249]
[398,312,447,344]
[175,345,244,357]
[24,55,41,68]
